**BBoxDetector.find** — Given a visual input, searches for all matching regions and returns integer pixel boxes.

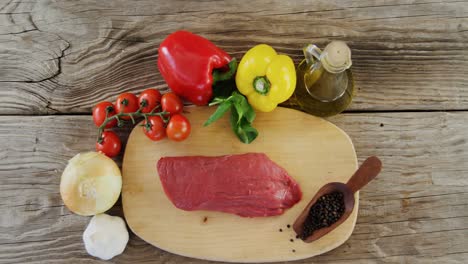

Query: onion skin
[60,152,122,216]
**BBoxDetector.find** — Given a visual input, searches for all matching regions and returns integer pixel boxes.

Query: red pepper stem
[212,58,238,86]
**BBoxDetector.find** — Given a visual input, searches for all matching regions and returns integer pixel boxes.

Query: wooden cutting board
[122,106,358,263]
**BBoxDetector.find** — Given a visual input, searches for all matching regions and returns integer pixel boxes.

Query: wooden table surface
[1,0,467,263]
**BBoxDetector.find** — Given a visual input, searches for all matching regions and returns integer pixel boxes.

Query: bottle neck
[321,53,349,74]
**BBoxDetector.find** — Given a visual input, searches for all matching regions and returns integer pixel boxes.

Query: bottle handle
[303,44,322,66]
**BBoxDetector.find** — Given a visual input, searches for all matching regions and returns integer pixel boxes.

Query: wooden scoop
[293,156,382,243]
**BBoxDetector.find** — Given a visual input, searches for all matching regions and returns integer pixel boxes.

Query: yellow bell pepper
[235,44,296,112]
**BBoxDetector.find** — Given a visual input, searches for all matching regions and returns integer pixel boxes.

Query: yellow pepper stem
[253,76,270,95]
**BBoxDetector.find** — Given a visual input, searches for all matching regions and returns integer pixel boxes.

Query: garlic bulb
[60,152,122,216]
[83,214,129,260]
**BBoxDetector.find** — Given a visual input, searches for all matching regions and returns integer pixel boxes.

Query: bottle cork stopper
[322,41,352,73]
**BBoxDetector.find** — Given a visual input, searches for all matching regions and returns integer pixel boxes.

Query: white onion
[60,152,122,216]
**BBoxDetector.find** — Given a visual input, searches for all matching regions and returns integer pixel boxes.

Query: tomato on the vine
[93,102,117,128]
[115,93,139,120]
[161,92,183,115]
[139,88,162,113]
[143,116,166,141]
[96,131,121,157]
[166,114,191,142]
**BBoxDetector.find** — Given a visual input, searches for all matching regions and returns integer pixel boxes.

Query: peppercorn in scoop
[299,192,345,240]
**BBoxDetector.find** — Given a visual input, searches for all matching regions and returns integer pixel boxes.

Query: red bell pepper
[157,31,237,106]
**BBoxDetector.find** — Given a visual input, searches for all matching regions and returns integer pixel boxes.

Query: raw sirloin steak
[157,153,302,217]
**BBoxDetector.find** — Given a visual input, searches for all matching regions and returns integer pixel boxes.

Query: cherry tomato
[161,92,183,115]
[96,131,121,157]
[166,114,191,142]
[93,102,117,128]
[143,116,166,141]
[139,88,162,113]
[115,93,139,120]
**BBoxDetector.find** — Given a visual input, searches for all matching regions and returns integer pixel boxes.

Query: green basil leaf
[204,100,232,126]
[229,108,248,143]
[209,91,258,144]
[241,97,256,123]
[230,108,258,144]
[232,101,244,124]
[238,117,258,143]
[234,121,258,144]
[229,92,254,124]
[229,106,239,133]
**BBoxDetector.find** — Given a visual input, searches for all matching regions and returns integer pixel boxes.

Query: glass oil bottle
[284,41,355,117]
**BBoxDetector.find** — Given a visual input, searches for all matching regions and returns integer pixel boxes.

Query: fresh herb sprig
[204,92,258,144]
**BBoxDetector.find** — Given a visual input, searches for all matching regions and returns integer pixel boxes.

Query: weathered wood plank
[0,111,467,263]
[0,0,467,114]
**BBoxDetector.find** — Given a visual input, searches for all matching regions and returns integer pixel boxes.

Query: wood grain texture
[122,107,358,262]
[1,112,467,263]
[0,0,467,114]
[2,0,468,263]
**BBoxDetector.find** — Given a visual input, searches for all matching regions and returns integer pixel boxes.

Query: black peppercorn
[299,191,345,240]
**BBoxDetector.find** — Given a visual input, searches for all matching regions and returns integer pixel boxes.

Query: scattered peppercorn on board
[122,106,358,262]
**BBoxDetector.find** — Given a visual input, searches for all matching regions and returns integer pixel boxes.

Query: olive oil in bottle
[284,41,355,117]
